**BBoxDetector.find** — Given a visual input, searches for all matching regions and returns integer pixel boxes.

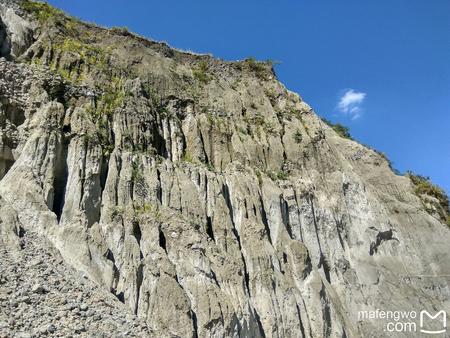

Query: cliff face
[1,1,449,337]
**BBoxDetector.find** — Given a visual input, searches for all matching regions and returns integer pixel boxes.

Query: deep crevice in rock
[319,254,331,283]
[104,249,123,303]
[43,80,66,105]
[192,310,199,338]
[135,263,143,315]
[0,18,11,59]
[100,157,109,193]
[198,130,209,164]
[0,98,26,127]
[17,226,25,238]
[152,121,167,158]
[159,229,167,253]
[296,304,306,338]
[259,195,272,244]
[0,157,14,181]
[210,269,220,288]
[244,199,249,218]
[293,192,304,241]
[333,215,346,250]
[222,182,251,296]
[115,291,125,304]
[52,139,69,222]
[206,216,215,241]
[308,194,323,254]
[252,309,266,338]
[88,155,109,227]
[320,285,332,338]
[303,253,313,278]
[156,169,162,204]
[132,219,142,245]
[244,271,250,294]
[222,183,234,227]
[0,98,26,180]
[280,197,293,239]
[104,249,115,263]
[62,124,71,134]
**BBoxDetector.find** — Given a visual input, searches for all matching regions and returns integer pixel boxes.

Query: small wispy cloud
[337,89,366,119]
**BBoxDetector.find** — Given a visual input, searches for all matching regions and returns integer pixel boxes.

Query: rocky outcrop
[0,0,32,58]
[0,214,152,337]
[0,1,449,337]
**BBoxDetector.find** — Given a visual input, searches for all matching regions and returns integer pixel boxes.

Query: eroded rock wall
[0,2,449,337]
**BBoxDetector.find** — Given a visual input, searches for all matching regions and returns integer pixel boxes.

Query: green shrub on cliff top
[321,118,352,140]
[244,57,271,79]
[407,171,450,226]
[23,0,79,31]
[23,1,64,24]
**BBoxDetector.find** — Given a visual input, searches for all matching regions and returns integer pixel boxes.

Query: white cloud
[337,89,366,119]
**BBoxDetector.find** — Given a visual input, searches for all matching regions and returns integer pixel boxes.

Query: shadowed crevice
[52,138,69,222]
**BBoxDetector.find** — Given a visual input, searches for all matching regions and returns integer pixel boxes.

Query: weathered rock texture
[0,1,449,337]
[0,221,152,337]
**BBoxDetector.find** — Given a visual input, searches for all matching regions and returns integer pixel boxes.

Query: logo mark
[420,310,447,335]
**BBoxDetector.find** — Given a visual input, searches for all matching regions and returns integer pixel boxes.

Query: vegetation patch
[299,116,310,136]
[182,152,194,164]
[294,130,303,143]
[96,118,113,155]
[23,0,81,36]
[267,170,288,181]
[36,34,127,155]
[321,118,352,140]
[286,107,302,120]
[407,172,450,226]
[193,61,211,84]
[255,169,263,185]
[23,0,66,25]
[134,202,161,220]
[242,114,277,137]
[131,161,144,184]
[253,114,265,126]
[83,76,126,121]
[60,38,108,64]
[81,118,113,156]
[264,88,279,107]
[49,37,112,83]
[206,163,215,172]
[182,150,216,172]
[244,58,273,80]
[111,206,125,219]
[96,77,127,116]
[110,26,130,35]
[80,78,126,154]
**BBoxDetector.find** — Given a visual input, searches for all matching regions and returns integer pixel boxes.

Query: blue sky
[47,0,450,193]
